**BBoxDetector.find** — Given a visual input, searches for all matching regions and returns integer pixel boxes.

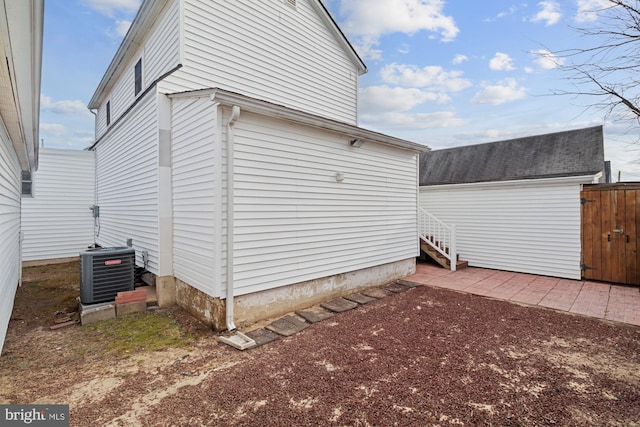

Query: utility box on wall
[80,247,135,304]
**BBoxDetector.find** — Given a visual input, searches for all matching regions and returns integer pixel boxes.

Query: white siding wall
[419,180,585,279]
[95,92,159,272]
[171,96,220,295]
[162,0,359,124]
[96,0,180,139]
[231,110,418,296]
[22,148,95,261]
[0,131,21,354]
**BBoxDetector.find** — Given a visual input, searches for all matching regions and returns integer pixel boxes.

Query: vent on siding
[286,0,296,8]
[80,247,135,304]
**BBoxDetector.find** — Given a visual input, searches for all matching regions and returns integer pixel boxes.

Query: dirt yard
[1,262,639,426]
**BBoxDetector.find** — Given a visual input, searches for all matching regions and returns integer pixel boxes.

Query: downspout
[225,105,241,332]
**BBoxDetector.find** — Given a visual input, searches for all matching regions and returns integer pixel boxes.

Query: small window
[21,171,32,196]
[106,101,111,126]
[134,58,142,96]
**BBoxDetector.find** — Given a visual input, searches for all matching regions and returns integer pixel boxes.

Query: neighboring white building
[87,0,428,329]
[419,126,605,280]
[0,0,44,353]
[22,148,96,265]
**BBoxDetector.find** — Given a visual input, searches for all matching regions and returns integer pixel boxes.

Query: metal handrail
[418,206,457,271]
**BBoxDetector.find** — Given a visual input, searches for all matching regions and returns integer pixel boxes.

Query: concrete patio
[405,261,640,327]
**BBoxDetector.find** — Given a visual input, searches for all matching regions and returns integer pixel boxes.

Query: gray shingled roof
[419,126,604,186]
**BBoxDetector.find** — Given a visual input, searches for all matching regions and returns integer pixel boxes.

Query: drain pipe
[225,105,241,332]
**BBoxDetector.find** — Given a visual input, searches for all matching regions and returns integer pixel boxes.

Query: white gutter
[225,105,240,332]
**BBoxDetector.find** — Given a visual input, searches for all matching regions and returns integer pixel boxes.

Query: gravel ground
[2,274,640,426]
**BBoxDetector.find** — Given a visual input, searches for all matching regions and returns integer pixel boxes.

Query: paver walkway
[404,262,640,326]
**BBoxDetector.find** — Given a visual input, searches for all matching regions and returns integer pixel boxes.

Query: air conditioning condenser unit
[80,247,135,304]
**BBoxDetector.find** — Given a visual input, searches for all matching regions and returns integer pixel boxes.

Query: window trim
[134,58,142,96]
[21,171,33,197]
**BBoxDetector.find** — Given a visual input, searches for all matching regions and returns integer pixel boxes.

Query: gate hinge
[581,264,596,271]
[580,198,596,205]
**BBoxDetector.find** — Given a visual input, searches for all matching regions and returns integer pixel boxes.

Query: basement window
[134,58,142,96]
[106,101,111,126]
[21,171,32,196]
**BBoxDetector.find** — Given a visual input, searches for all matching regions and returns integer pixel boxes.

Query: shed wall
[94,92,159,272]
[21,148,95,261]
[419,181,584,279]
[231,110,418,296]
[161,0,358,124]
[0,130,21,354]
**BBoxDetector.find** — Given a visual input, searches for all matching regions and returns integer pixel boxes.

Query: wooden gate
[581,184,639,285]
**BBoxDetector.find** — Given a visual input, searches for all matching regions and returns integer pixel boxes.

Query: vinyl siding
[94,92,159,272]
[96,0,180,139]
[419,180,585,279]
[162,0,358,124]
[0,132,21,354]
[231,110,418,296]
[22,148,95,261]
[171,96,220,295]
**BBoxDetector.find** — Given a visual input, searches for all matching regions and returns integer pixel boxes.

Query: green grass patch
[88,311,194,354]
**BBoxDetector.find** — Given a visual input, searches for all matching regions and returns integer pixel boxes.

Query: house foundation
[175,258,415,331]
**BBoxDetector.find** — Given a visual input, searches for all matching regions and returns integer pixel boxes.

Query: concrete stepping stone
[245,328,281,347]
[266,315,309,337]
[344,293,377,305]
[320,297,358,313]
[397,279,422,288]
[362,288,392,299]
[296,306,334,323]
[385,283,410,293]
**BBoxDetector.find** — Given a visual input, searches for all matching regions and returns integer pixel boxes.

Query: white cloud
[452,54,468,65]
[336,0,459,59]
[531,49,564,69]
[398,44,410,54]
[360,111,466,130]
[80,0,141,18]
[41,95,92,118]
[485,5,519,22]
[575,0,610,22]
[470,78,527,105]
[40,123,68,138]
[109,20,132,38]
[359,85,450,114]
[489,52,515,71]
[531,1,562,26]
[380,63,472,92]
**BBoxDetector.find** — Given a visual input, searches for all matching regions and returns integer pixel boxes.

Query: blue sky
[39,0,639,180]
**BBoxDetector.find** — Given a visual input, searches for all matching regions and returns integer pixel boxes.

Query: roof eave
[310,0,367,75]
[87,0,168,110]
[170,88,428,153]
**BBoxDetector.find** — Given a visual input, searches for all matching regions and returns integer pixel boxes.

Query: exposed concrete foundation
[175,258,415,331]
[156,275,176,308]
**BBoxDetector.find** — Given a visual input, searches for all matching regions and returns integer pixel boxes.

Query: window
[21,171,32,196]
[106,100,111,126]
[134,58,142,96]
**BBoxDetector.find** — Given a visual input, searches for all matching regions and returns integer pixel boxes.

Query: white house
[87,0,428,330]
[21,148,96,265]
[0,0,44,353]
[419,126,605,280]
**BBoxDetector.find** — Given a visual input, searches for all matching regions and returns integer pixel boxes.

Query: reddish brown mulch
[2,274,640,426]
[90,288,640,425]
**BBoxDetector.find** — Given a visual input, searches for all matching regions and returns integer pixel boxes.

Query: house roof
[88,0,366,110]
[168,88,430,153]
[419,126,605,186]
